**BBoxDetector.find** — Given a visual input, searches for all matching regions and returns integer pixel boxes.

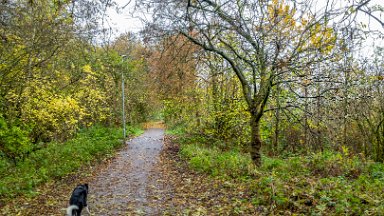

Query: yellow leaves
[81,64,101,86]
[267,0,290,19]
[302,79,311,86]
[301,18,308,26]
[264,1,336,55]
[53,70,71,84]
[22,94,85,140]
[267,0,297,32]
[74,85,111,124]
[82,64,93,74]
[308,24,336,54]
[341,146,350,157]
[4,90,19,103]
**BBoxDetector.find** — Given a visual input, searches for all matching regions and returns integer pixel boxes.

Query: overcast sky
[106,0,383,52]
[106,0,143,35]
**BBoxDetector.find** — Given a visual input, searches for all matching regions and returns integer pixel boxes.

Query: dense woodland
[0,0,384,214]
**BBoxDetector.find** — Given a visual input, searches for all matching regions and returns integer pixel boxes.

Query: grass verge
[0,125,143,200]
[174,132,384,215]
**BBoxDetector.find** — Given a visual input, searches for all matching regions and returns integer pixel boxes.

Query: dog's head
[77,183,89,194]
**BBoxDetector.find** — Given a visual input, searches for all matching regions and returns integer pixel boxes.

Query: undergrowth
[0,125,143,199]
[174,132,384,215]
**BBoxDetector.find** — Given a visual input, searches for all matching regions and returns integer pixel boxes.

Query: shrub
[0,116,32,163]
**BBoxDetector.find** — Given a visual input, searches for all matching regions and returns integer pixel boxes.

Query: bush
[23,96,84,142]
[0,116,32,163]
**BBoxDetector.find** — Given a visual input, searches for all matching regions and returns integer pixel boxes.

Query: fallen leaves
[154,135,263,215]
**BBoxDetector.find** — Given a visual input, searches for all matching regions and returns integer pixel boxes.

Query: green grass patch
[175,134,384,215]
[165,126,186,136]
[178,135,256,178]
[125,125,144,136]
[0,125,142,199]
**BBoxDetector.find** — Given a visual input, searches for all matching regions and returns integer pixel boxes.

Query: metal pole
[121,55,127,142]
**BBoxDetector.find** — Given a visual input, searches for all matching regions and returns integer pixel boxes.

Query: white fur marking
[66,205,79,216]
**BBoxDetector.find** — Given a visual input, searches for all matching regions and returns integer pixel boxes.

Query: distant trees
[139,0,384,164]
[147,35,199,126]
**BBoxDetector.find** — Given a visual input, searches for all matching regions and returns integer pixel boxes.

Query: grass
[173,132,384,215]
[165,124,186,136]
[0,124,143,199]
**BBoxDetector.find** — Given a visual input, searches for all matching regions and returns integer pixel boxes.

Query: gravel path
[89,128,166,215]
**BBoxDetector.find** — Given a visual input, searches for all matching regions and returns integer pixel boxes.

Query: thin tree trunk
[273,84,280,155]
[250,114,262,166]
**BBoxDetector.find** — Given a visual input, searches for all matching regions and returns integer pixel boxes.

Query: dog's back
[66,184,89,216]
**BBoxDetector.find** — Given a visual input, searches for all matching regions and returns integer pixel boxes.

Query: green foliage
[178,135,256,178]
[125,125,144,136]
[162,99,185,128]
[306,149,365,178]
[0,125,140,199]
[0,116,32,162]
[165,125,186,136]
[202,98,251,148]
[0,5,155,200]
[176,134,384,215]
[367,162,384,180]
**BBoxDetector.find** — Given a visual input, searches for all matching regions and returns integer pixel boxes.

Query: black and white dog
[66,183,91,216]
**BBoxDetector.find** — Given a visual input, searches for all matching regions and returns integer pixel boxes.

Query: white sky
[107,0,383,52]
[106,0,144,35]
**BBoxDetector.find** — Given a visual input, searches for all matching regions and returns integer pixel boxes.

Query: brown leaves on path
[157,136,264,215]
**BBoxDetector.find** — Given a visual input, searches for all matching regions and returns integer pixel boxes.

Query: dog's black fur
[66,183,89,216]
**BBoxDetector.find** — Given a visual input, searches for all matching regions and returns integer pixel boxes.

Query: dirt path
[89,128,167,215]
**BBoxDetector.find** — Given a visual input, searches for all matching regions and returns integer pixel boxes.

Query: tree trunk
[273,83,281,155]
[250,114,262,166]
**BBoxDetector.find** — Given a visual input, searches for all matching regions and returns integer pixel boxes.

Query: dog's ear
[84,183,89,190]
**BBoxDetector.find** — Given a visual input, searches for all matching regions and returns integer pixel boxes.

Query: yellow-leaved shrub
[23,94,84,142]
